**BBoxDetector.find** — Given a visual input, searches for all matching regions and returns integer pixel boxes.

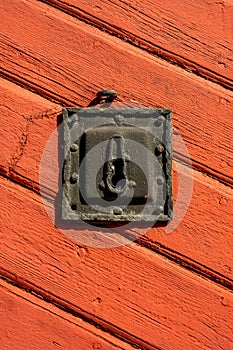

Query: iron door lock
[62,106,173,222]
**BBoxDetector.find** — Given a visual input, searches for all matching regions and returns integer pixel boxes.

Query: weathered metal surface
[62,107,173,222]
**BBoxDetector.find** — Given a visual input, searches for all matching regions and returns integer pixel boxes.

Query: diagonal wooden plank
[40,0,233,88]
[1,77,233,280]
[0,279,136,350]
[0,0,233,182]
[0,78,58,177]
[1,76,233,280]
[0,176,233,350]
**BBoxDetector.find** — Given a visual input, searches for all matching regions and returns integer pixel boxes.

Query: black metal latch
[62,92,173,223]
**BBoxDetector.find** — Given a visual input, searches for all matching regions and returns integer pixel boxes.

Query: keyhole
[111,159,127,191]
[103,134,129,196]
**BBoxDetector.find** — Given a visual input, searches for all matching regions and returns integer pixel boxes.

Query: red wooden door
[0,0,233,349]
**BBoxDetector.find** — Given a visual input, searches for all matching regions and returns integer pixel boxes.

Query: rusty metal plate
[62,107,173,222]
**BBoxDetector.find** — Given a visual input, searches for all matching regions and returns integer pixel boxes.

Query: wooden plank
[0,0,233,182]
[0,279,135,350]
[139,168,233,282]
[1,77,233,279]
[42,0,233,88]
[0,176,233,350]
[0,78,58,178]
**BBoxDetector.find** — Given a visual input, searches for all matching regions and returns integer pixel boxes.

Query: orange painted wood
[1,177,233,349]
[15,115,233,279]
[1,1,233,348]
[0,78,58,177]
[0,77,61,193]
[1,79,233,280]
[0,279,135,350]
[43,0,233,87]
[0,0,233,182]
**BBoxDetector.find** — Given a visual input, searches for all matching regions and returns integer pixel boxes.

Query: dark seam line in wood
[0,71,76,106]
[174,152,233,188]
[3,69,231,188]
[136,237,233,292]
[0,168,53,201]
[0,171,37,199]
[0,280,134,350]
[0,273,160,350]
[0,290,124,350]
[0,72,233,189]
[1,170,233,294]
[37,0,233,91]
[1,73,232,188]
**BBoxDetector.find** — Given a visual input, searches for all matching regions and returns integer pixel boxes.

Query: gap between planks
[0,277,139,350]
[0,171,232,293]
[1,175,233,348]
[0,74,232,188]
[1,0,232,181]
[37,0,233,90]
[0,272,159,350]
[0,77,233,283]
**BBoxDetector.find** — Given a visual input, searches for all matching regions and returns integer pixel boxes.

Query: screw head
[97,89,117,97]
[154,115,165,126]
[70,143,78,152]
[97,90,117,102]
[129,180,136,188]
[113,207,123,215]
[68,114,79,122]
[154,205,164,215]
[157,176,164,185]
[156,144,164,153]
[114,114,124,123]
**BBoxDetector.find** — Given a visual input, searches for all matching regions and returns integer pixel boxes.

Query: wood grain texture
[1,176,233,350]
[0,78,59,178]
[41,0,233,88]
[0,0,233,182]
[0,77,233,280]
[0,279,135,350]
[12,112,233,280]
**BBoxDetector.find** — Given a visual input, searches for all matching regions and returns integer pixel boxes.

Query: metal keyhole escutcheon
[62,92,173,223]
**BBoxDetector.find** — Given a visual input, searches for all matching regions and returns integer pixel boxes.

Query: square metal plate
[62,107,173,222]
